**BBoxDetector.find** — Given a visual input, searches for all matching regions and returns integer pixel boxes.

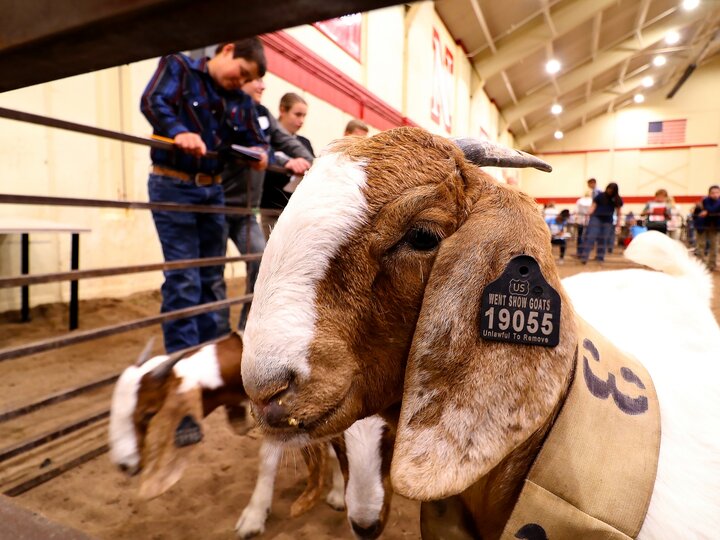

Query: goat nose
[257,384,304,429]
[350,520,383,539]
[246,368,295,404]
[262,399,292,428]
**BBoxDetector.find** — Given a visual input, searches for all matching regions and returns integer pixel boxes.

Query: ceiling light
[551,103,563,115]
[634,94,645,104]
[665,30,681,45]
[682,0,700,10]
[554,130,564,140]
[652,55,667,67]
[642,76,655,88]
[545,59,561,75]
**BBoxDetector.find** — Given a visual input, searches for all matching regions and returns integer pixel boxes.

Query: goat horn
[135,337,157,367]
[149,350,187,380]
[452,138,552,172]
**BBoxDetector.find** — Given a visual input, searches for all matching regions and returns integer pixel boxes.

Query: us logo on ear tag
[479,255,561,347]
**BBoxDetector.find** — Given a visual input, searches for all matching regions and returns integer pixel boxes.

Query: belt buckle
[194,173,211,187]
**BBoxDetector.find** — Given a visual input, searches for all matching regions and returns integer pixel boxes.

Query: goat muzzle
[257,397,303,429]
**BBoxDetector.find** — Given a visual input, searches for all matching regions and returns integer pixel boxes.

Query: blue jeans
[218,215,266,332]
[581,216,613,262]
[148,174,227,353]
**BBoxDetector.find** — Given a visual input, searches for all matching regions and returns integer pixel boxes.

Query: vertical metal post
[21,233,30,322]
[69,233,79,330]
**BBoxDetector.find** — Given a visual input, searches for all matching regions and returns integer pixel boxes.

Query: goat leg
[289,442,328,517]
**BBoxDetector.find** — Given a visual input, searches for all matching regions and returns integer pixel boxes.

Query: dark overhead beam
[0,0,402,93]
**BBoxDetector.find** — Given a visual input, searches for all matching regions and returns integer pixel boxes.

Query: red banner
[314,14,362,61]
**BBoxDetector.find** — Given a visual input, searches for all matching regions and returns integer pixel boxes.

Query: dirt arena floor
[1,252,719,540]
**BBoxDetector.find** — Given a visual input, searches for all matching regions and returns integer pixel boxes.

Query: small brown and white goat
[109,333,396,539]
[241,127,720,538]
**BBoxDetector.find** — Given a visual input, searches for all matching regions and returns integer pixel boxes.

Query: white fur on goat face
[241,152,369,395]
[108,355,169,472]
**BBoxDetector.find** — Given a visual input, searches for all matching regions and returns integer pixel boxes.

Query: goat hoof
[235,506,268,538]
[325,489,345,511]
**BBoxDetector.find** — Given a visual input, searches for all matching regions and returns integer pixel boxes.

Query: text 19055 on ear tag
[479,255,561,347]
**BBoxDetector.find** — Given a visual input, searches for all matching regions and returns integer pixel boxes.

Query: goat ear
[135,337,156,366]
[390,184,577,500]
[139,385,204,499]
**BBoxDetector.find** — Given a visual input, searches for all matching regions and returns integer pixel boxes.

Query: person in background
[542,201,559,221]
[691,200,706,251]
[574,194,593,257]
[260,92,315,240]
[344,118,369,137]
[140,38,268,353]
[220,78,313,332]
[586,177,602,199]
[641,188,672,234]
[547,209,570,264]
[696,184,720,271]
[581,182,623,264]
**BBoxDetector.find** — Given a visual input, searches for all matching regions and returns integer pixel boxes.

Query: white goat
[563,231,720,538]
[109,333,395,539]
[239,127,720,539]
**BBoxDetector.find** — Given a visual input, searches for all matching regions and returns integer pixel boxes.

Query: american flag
[647,119,686,144]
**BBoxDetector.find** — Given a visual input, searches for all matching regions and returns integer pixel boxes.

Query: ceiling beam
[591,12,602,60]
[540,0,558,37]
[502,6,710,124]
[473,0,617,81]
[0,0,402,92]
[516,72,651,148]
[635,0,652,42]
[469,0,496,54]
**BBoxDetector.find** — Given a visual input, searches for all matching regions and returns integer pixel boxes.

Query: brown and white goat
[240,127,720,538]
[109,333,396,539]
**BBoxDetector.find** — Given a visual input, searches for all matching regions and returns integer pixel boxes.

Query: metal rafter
[591,12,602,61]
[501,71,518,104]
[635,0,652,42]
[501,69,529,135]
[547,42,562,95]
[516,71,652,148]
[540,0,558,37]
[473,0,618,81]
[503,6,710,125]
[469,0,496,54]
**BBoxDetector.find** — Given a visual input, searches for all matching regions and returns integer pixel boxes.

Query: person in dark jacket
[140,38,268,352]
[219,79,313,331]
[260,92,315,239]
[696,185,720,271]
[581,182,623,264]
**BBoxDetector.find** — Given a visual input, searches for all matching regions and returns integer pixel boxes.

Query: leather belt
[151,165,222,186]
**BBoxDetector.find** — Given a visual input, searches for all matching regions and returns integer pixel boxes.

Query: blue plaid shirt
[140,53,266,175]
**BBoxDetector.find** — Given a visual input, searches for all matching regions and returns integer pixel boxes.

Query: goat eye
[404,228,441,251]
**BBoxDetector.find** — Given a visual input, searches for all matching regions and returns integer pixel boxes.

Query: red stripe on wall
[260,32,417,131]
[535,195,703,205]
[537,143,717,156]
